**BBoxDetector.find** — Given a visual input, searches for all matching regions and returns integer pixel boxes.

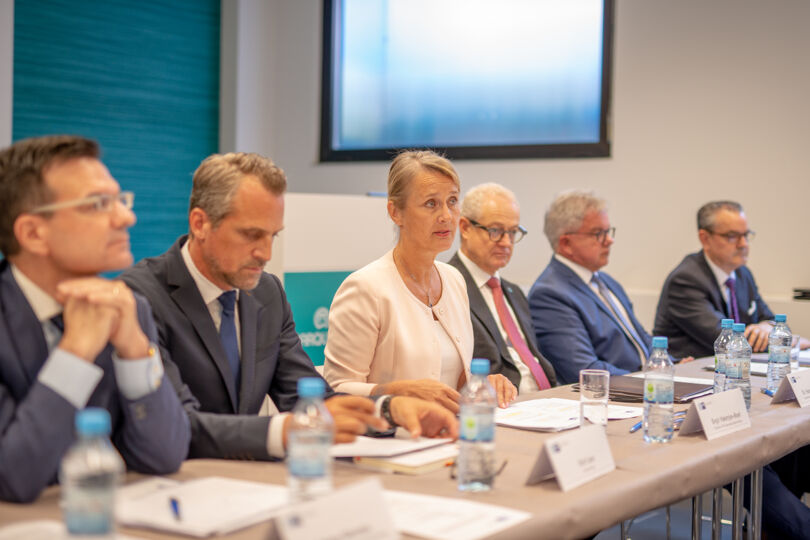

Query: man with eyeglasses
[654,200,809,358]
[0,135,190,502]
[448,183,556,394]
[528,189,656,384]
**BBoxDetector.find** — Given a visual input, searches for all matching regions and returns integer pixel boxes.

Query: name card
[526,424,615,491]
[771,369,810,407]
[679,387,751,440]
[276,478,397,540]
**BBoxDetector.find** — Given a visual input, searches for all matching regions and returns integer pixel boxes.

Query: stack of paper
[495,398,642,432]
[331,435,457,474]
[117,477,288,537]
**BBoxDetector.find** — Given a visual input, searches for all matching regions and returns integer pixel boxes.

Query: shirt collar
[181,239,238,306]
[457,250,499,289]
[10,264,62,323]
[702,251,736,289]
[554,253,594,286]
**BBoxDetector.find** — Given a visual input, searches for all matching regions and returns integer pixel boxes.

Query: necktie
[486,277,551,390]
[47,313,64,352]
[725,277,740,323]
[218,291,241,392]
[50,313,64,333]
[591,274,650,360]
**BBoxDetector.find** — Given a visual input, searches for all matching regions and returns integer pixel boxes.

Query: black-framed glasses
[564,227,615,244]
[468,219,527,243]
[27,192,135,215]
[706,229,755,244]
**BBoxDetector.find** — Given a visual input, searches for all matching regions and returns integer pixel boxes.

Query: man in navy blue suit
[0,135,190,502]
[528,189,656,384]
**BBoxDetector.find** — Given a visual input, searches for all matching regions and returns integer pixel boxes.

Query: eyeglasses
[468,219,527,243]
[706,229,755,244]
[27,192,135,215]
[564,227,616,244]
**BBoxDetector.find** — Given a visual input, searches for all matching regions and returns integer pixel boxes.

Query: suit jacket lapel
[0,263,50,392]
[449,255,508,354]
[237,289,260,414]
[502,282,540,358]
[697,252,727,316]
[166,244,239,412]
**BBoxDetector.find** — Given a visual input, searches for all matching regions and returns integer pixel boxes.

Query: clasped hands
[55,278,150,362]
[372,375,517,414]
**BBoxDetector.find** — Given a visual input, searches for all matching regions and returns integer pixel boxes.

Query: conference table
[1,358,808,540]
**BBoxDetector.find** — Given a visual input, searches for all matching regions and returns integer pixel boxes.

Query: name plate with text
[771,369,810,407]
[679,388,750,440]
[276,478,397,540]
[526,424,615,491]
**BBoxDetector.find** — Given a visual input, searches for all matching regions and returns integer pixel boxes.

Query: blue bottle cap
[774,314,787,323]
[470,358,491,375]
[721,319,734,329]
[652,336,668,349]
[733,323,746,333]
[76,407,111,437]
[297,377,325,398]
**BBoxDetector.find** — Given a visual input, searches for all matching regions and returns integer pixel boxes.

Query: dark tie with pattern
[725,277,740,323]
[218,291,241,393]
[592,273,649,359]
[486,277,551,389]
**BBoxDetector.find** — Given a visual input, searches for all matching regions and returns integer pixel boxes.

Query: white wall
[0,0,13,148]
[225,0,810,334]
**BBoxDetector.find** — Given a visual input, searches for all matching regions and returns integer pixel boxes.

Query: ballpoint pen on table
[629,410,687,434]
[169,497,181,521]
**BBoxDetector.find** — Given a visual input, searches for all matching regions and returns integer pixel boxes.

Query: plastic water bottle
[59,407,124,537]
[287,377,334,502]
[767,314,792,392]
[458,358,497,492]
[713,319,734,394]
[725,323,752,409]
[643,337,674,443]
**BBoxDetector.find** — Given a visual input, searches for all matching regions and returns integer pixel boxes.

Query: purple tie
[725,277,740,323]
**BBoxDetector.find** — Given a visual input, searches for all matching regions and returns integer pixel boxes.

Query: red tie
[486,277,551,390]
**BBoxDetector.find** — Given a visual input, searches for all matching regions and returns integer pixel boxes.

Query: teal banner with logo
[284,271,352,366]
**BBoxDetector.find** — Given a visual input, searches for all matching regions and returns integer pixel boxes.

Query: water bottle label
[726,359,741,378]
[644,380,674,404]
[460,412,494,442]
[288,437,330,478]
[714,353,727,374]
[769,346,790,364]
[64,490,114,535]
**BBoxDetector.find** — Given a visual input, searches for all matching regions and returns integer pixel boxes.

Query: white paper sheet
[117,476,288,537]
[384,490,530,540]
[330,435,453,458]
[495,398,642,432]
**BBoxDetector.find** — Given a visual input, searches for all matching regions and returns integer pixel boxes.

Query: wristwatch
[381,395,396,427]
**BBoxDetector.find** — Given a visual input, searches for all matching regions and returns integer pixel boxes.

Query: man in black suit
[122,152,457,461]
[654,200,809,358]
[448,183,556,393]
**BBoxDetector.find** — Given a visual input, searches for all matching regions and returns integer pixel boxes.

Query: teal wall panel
[12,0,220,261]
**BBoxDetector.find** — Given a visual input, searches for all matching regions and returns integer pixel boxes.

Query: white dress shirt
[703,252,736,313]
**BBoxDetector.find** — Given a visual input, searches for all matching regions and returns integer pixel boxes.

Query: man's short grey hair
[189,152,286,232]
[697,201,743,231]
[544,189,607,250]
[461,183,519,220]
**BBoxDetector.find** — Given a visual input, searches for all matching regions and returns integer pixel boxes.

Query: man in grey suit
[654,201,809,358]
[122,152,457,461]
[449,183,556,394]
[0,135,190,502]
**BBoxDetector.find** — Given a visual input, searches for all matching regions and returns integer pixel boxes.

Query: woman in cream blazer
[324,150,517,412]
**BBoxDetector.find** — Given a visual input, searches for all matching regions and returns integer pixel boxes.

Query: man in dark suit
[448,183,555,393]
[122,152,457,461]
[654,201,809,358]
[0,135,189,502]
[527,190,656,384]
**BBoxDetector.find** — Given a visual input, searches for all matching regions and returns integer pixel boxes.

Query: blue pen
[761,387,776,397]
[169,497,181,521]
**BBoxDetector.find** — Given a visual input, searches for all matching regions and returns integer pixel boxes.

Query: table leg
[712,488,723,540]
[692,495,702,539]
[750,468,762,540]
[732,477,744,540]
